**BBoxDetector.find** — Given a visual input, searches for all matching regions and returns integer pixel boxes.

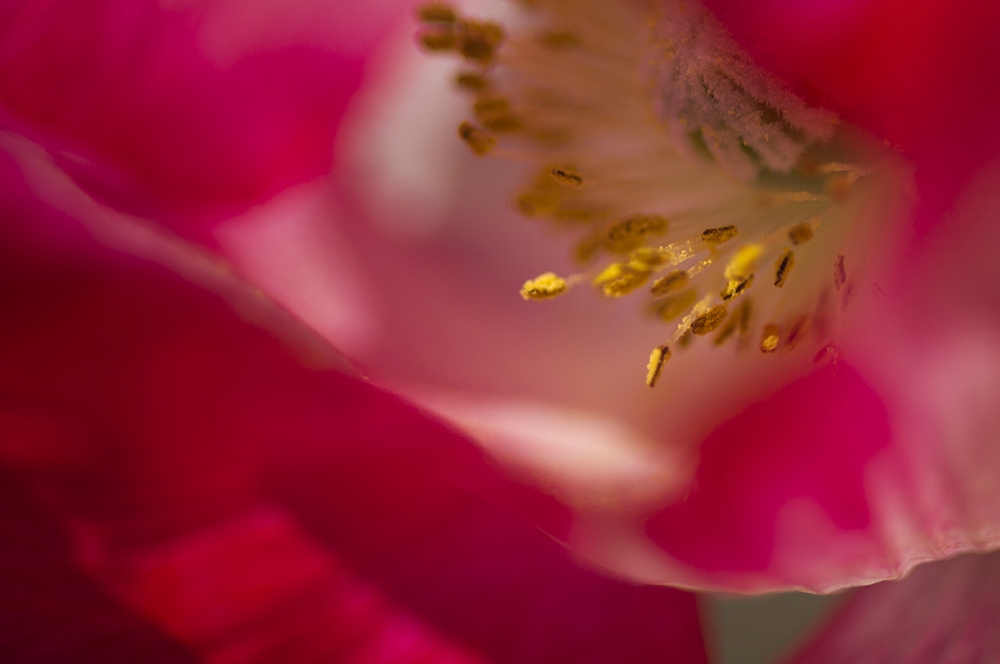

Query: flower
[223,0,1000,607]
[0,0,708,662]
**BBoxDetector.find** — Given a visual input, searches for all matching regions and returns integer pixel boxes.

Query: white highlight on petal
[402,388,694,510]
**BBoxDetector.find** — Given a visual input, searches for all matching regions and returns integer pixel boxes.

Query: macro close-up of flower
[3,0,1000,662]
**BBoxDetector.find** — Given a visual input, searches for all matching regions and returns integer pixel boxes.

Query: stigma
[419,0,909,387]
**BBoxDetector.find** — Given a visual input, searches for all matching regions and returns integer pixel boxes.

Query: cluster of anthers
[418,0,905,387]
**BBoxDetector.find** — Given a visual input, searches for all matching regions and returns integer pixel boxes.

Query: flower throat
[418,0,906,387]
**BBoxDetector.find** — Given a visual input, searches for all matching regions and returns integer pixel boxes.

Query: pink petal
[643,364,893,592]
[0,0,405,239]
[786,552,1000,663]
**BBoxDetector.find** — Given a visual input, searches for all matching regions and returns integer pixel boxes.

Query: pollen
[760,324,781,353]
[647,345,672,388]
[690,305,728,335]
[456,71,490,92]
[651,270,690,297]
[458,121,496,155]
[702,226,738,245]
[788,222,814,245]
[418,3,457,23]
[594,263,649,297]
[521,272,568,300]
[604,214,669,254]
[421,0,912,387]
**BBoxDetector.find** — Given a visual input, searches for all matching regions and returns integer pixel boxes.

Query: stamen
[418,3,457,23]
[459,20,505,64]
[458,121,496,156]
[690,305,728,335]
[604,214,670,254]
[420,0,909,386]
[657,289,699,322]
[550,167,583,187]
[646,345,671,388]
[760,324,781,353]
[702,226,738,245]
[456,71,490,92]
[774,250,794,288]
[521,272,568,300]
[788,222,815,245]
[651,270,690,297]
[594,262,649,297]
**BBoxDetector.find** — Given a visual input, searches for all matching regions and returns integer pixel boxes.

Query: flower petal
[0,0,406,238]
[0,474,197,663]
[786,552,1000,663]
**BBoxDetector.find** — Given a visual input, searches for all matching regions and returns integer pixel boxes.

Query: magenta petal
[786,552,1000,663]
[0,474,197,663]
[267,382,708,663]
[0,0,397,238]
[644,364,892,590]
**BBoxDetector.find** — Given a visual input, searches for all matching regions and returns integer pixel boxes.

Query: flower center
[418,0,909,387]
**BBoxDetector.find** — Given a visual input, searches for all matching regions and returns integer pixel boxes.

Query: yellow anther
[604,273,648,297]
[550,167,583,187]
[604,214,669,254]
[456,71,489,92]
[774,250,794,288]
[690,305,728,335]
[713,314,739,346]
[473,95,510,116]
[458,121,496,155]
[473,95,521,132]
[720,275,753,301]
[834,255,847,290]
[573,234,604,264]
[419,30,459,52]
[630,247,669,269]
[760,323,781,353]
[702,225,738,245]
[521,272,568,300]
[418,3,457,23]
[594,263,649,297]
[724,244,763,282]
[657,289,699,321]
[651,270,690,297]
[788,222,814,245]
[459,20,505,64]
[646,345,671,388]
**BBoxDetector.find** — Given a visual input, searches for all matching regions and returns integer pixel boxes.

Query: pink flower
[6,0,1000,660]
